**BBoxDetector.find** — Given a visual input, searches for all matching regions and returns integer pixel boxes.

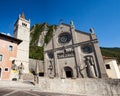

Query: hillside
[29,23,120,63]
[101,47,120,63]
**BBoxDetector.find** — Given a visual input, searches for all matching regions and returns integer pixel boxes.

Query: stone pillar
[90,30,107,78]
[44,52,48,78]
[61,68,65,79]
[34,61,39,85]
[70,21,83,78]
[53,51,59,77]
[52,27,60,78]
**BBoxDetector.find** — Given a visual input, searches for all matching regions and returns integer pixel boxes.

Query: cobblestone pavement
[0,88,80,96]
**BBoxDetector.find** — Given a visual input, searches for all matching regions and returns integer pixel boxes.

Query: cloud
[6,33,11,36]
[0,32,11,36]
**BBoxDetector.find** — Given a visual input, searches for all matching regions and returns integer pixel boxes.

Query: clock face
[58,32,71,44]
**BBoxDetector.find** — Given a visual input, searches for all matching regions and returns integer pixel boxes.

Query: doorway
[64,67,73,78]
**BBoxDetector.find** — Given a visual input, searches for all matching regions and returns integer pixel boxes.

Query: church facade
[44,22,107,78]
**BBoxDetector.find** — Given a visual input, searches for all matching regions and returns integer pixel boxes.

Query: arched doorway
[64,67,73,78]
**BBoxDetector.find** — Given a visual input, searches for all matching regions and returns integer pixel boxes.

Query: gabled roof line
[0,33,22,44]
[61,23,90,35]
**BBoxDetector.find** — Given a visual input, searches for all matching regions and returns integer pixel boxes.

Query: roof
[103,56,116,60]
[0,33,22,44]
[20,12,25,19]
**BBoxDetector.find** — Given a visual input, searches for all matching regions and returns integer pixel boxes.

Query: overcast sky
[0,0,120,47]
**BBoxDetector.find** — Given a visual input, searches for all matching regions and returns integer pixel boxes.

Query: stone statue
[11,60,17,70]
[48,59,54,78]
[70,20,74,26]
[18,63,24,80]
[90,27,95,34]
[85,56,97,78]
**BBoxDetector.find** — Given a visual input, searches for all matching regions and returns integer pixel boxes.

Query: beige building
[0,33,22,80]
[104,57,120,79]
[44,21,107,79]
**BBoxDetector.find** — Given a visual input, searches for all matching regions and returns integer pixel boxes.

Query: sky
[0,0,120,47]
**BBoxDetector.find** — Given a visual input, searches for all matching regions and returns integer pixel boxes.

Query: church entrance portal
[64,67,73,78]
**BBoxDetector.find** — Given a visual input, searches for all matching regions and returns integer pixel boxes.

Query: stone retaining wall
[38,78,120,96]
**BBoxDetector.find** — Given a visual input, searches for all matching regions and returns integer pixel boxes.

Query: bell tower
[14,12,30,73]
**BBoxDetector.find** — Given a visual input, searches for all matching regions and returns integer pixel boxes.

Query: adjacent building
[104,57,120,78]
[0,33,22,80]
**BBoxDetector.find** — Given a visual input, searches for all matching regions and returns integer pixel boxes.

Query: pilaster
[90,31,108,78]
[70,21,82,78]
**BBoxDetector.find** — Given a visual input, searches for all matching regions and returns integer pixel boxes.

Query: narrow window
[0,55,3,61]
[9,46,13,51]
[5,68,8,71]
[105,64,111,69]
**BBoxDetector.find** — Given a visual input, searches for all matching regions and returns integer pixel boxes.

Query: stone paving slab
[0,88,14,96]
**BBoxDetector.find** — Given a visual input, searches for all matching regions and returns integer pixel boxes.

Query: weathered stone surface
[38,78,120,96]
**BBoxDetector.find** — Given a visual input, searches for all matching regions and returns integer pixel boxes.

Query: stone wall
[29,59,44,73]
[38,78,120,96]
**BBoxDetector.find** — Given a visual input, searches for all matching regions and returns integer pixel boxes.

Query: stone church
[44,21,107,79]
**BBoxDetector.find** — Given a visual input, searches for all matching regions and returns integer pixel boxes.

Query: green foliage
[12,78,17,81]
[29,46,44,60]
[44,24,57,44]
[30,23,45,46]
[29,23,57,60]
[101,47,120,63]
[44,25,53,44]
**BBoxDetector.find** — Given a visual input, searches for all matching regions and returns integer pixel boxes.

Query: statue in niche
[85,56,97,78]
[18,63,24,80]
